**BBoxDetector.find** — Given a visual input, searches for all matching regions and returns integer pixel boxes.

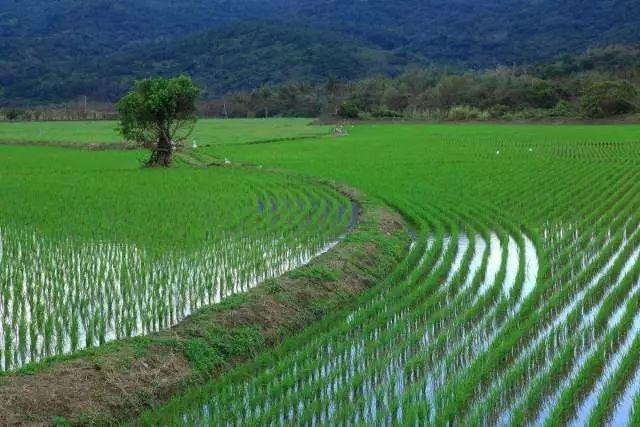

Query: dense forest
[200,46,640,120]
[1,0,640,104]
[4,46,639,121]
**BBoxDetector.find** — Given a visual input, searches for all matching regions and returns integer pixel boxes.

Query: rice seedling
[4,121,640,425]
[0,145,351,370]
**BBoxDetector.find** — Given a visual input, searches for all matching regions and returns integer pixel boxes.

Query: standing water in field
[478,233,502,296]
[502,236,520,297]
[521,235,539,301]
[0,195,352,371]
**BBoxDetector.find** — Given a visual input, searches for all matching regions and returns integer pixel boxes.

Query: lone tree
[117,75,200,167]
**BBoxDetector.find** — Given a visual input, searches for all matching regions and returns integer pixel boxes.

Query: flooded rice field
[0,186,354,371]
[172,205,640,426]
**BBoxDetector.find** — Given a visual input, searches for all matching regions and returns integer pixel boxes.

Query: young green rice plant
[0,165,352,371]
[7,123,640,425]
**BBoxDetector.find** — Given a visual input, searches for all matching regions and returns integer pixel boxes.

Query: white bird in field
[496,150,500,155]
[529,147,533,152]
[224,158,231,165]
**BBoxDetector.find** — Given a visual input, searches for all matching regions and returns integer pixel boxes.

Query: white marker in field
[192,139,197,149]
[496,150,500,155]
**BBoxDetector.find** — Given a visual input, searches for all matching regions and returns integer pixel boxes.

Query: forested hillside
[1,0,640,103]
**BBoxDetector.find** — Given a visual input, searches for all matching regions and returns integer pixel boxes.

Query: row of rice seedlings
[569,263,640,425]
[547,287,640,425]
[161,168,552,424]
[0,181,351,371]
[485,234,630,424]
[607,341,640,425]
[491,192,638,421]
[151,203,444,424]
[425,217,518,419]
[289,198,530,424]
[426,233,525,403]
[586,325,640,425]
[528,235,640,425]
[323,218,476,424]
[464,167,640,424]
[135,141,639,425]
[239,208,459,424]
[632,392,640,425]
[433,164,637,424]
[420,165,624,424]
[344,218,498,424]
[185,203,500,424]
[290,145,620,424]
[298,205,483,424]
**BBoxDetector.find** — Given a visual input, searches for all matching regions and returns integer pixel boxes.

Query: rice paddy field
[2,120,640,425]
[0,141,351,371]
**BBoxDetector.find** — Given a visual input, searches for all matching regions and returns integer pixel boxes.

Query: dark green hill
[1,0,640,103]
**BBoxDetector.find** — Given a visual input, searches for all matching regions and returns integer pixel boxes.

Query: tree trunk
[146,134,172,167]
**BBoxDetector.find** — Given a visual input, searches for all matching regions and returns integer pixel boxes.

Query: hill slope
[1,0,640,103]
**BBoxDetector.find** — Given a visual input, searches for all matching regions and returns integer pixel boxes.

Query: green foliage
[204,326,265,360]
[0,118,330,145]
[2,1,640,103]
[5,119,640,424]
[445,105,489,121]
[580,79,639,118]
[216,55,640,120]
[183,338,224,375]
[117,75,199,144]
[51,416,70,427]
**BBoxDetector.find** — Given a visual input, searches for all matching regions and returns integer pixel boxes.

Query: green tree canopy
[117,75,199,167]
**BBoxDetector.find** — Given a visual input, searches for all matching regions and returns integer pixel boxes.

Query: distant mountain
[1,0,640,103]
[61,22,424,101]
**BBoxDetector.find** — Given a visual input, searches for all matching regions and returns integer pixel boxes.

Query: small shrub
[183,338,224,375]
